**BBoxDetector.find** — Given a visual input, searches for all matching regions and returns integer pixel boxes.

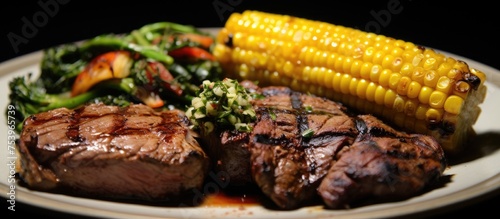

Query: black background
[1,0,499,218]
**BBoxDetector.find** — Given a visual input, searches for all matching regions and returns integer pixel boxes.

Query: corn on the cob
[213,10,488,154]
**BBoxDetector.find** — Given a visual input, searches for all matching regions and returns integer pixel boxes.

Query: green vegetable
[79,35,174,65]
[6,21,223,132]
[8,74,100,132]
[186,78,256,134]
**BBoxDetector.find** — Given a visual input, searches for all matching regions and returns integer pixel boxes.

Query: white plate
[1,29,499,219]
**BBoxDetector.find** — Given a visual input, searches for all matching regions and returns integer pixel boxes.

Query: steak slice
[317,115,446,209]
[16,103,210,201]
[206,82,447,210]
[249,87,358,209]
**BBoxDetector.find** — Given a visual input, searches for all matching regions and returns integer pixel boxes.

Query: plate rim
[1,30,499,219]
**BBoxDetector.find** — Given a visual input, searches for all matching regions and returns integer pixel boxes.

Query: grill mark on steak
[17,103,210,201]
[204,81,447,210]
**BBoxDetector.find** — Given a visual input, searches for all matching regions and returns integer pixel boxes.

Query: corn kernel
[323,69,335,89]
[400,63,414,77]
[429,90,447,108]
[326,53,337,69]
[444,95,464,114]
[356,79,369,99]
[363,47,375,63]
[360,62,373,80]
[415,104,429,120]
[334,55,344,72]
[388,73,402,91]
[418,86,433,105]
[381,54,394,69]
[411,66,425,85]
[342,57,353,75]
[374,85,386,105]
[370,64,382,83]
[423,70,439,87]
[425,108,443,123]
[393,95,406,112]
[340,74,352,94]
[384,90,398,109]
[332,72,343,92]
[350,60,363,78]
[407,81,422,99]
[365,82,377,102]
[349,77,359,96]
[453,81,470,99]
[302,66,312,82]
[378,69,392,88]
[404,98,419,116]
[397,76,412,96]
[436,76,453,94]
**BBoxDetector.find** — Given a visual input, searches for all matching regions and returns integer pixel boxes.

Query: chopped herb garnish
[186,78,256,134]
[301,128,314,138]
[268,108,277,120]
[304,105,313,113]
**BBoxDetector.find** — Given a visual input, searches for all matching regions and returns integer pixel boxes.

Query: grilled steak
[205,82,447,209]
[317,115,446,209]
[16,103,210,201]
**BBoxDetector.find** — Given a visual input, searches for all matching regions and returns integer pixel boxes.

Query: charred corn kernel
[216,10,488,154]
[453,81,470,99]
[471,68,487,85]
[448,68,462,81]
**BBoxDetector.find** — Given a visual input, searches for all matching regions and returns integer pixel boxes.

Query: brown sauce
[200,185,263,207]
